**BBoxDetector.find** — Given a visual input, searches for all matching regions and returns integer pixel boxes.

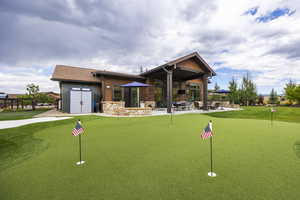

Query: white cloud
[0,0,300,94]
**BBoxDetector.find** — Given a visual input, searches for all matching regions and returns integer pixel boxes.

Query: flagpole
[207,120,216,177]
[75,119,85,166]
[210,135,213,174]
[79,134,82,162]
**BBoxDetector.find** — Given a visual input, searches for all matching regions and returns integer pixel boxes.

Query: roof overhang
[93,70,145,80]
[140,52,216,79]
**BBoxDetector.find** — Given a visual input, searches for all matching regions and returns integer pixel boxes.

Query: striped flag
[201,122,213,139]
[72,120,84,136]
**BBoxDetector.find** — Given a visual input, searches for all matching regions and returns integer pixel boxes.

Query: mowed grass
[206,106,300,123]
[0,114,300,200]
[0,109,50,121]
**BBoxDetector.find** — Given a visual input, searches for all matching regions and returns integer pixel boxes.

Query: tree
[239,73,257,106]
[214,83,220,91]
[26,83,40,110]
[268,88,278,104]
[228,78,239,104]
[258,94,264,105]
[26,83,40,99]
[284,80,297,104]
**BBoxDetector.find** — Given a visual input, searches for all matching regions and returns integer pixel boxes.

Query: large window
[188,84,201,101]
[113,85,123,101]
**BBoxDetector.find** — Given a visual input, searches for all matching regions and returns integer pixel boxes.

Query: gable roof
[140,52,216,76]
[51,65,99,83]
[51,52,215,83]
[51,65,145,83]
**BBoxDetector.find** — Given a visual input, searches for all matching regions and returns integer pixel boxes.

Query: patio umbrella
[120,81,151,87]
[120,82,152,107]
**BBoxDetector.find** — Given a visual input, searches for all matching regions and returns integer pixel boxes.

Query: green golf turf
[0,109,50,121]
[205,106,300,123]
[0,114,299,200]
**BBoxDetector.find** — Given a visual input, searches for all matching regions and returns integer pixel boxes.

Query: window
[113,85,123,101]
[188,84,201,101]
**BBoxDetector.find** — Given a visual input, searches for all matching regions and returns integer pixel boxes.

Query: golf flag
[72,120,84,136]
[271,107,276,112]
[200,120,216,177]
[201,122,213,139]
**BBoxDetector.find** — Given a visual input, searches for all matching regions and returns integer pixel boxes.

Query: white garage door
[70,90,92,114]
[81,90,92,113]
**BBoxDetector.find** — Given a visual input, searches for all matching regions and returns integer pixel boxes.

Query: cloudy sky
[1,0,299,94]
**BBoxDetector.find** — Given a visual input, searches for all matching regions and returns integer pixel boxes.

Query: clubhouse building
[51,52,216,115]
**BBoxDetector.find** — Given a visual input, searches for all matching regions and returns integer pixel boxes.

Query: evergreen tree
[214,83,220,91]
[284,80,297,104]
[239,73,257,106]
[268,88,278,104]
[228,78,239,104]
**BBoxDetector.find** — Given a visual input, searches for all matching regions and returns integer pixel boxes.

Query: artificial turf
[0,109,50,121]
[205,106,300,123]
[0,114,299,200]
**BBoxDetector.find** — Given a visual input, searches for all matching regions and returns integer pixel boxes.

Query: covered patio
[141,53,216,113]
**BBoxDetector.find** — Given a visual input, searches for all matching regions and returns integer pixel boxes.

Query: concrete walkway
[0,117,72,129]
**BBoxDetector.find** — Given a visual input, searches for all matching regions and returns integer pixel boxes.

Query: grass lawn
[0,108,50,121]
[0,114,300,200]
[206,106,300,123]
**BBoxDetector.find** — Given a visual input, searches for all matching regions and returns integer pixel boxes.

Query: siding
[61,82,101,113]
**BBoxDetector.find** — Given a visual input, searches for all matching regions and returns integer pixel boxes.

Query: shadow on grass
[0,117,81,171]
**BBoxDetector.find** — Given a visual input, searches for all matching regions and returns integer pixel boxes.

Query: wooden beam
[166,70,173,113]
[202,75,208,110]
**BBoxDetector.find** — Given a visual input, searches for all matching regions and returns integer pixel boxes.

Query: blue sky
[0,0,300,95]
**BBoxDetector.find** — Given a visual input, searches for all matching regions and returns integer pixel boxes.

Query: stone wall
[102,101,125,114]
[141,101,156,108]
[102,101,153,116]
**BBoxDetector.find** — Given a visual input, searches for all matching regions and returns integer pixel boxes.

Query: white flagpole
[208,120,216,177]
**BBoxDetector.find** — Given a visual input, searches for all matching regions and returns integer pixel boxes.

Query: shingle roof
[51,65,100,83]
[51,65,145,82]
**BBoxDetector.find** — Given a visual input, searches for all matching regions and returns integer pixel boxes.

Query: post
[11,99,13,110]
[210,136,213,173]
[79,134,82,162]
[137,87,140,107]
[167,71,173,113]
[202,75,208,110]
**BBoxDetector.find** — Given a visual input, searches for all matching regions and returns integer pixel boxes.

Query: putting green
[0,114,299,200]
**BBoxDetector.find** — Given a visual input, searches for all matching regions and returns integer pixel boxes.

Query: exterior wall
[102,78,137,101]
[60,82,101,113]
[177,58,205,73]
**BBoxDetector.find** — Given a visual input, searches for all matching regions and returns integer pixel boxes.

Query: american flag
[72,120,84,136]
[201,122,213,139]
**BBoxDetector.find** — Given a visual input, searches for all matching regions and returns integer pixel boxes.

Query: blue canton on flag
[72,121,84,136]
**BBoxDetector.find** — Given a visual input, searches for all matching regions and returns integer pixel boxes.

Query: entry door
[70,90,82,114]
[81,91,92,113]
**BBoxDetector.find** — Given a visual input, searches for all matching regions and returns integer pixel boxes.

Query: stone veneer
[102,101,125,114]
[102,101,153,116]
